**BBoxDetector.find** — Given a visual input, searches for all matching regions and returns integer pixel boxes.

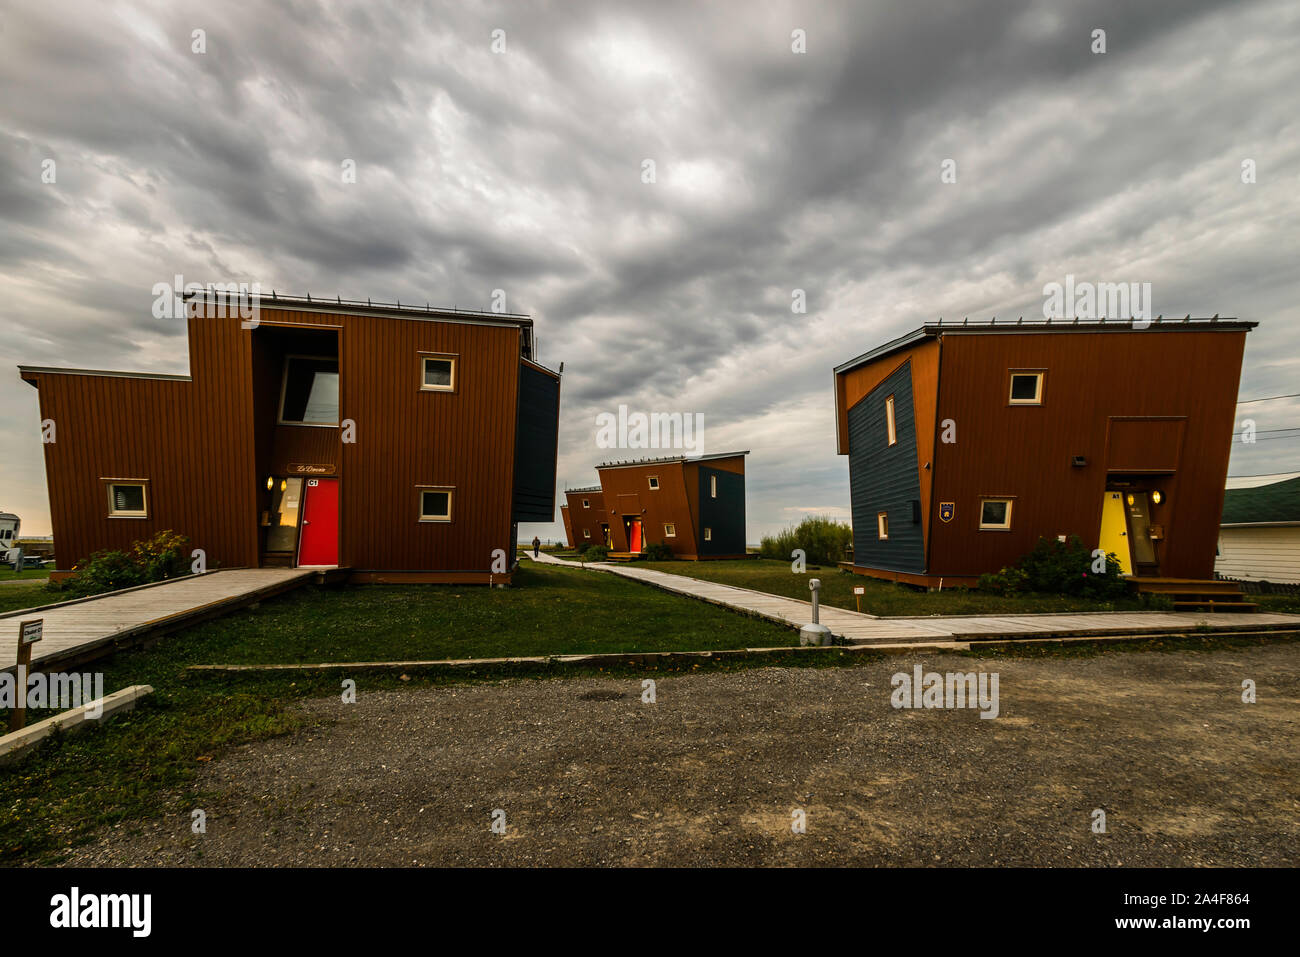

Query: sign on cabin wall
[287,463,335,475]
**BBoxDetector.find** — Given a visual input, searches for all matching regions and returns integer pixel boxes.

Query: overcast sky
[2,0,1298,541]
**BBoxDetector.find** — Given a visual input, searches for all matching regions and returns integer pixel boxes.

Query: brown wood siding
[560,506,575,547]
[563,490,607,545]
[927,329,1245,579]
[24,304,541,574]
[597,461,697,556]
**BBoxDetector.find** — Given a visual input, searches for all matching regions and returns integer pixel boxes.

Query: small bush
[574,541,590,555]
[641,542,674,561]
[978,536,1127,598]
[65,530,191,597]
[760,516,853,566]
[583,545,609,562]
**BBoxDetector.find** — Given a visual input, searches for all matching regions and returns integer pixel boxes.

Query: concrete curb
[183,629,1297,678]
[0,684,154,765]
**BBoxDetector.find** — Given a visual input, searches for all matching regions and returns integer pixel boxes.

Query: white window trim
[648,475,660,490]
[1008,371,1044,406]
[885,395,897,446]
[278,354,341,428]
[978,497,1015,530]
[583,528,591,539]
[105,479,149,519]
[704,527,712,541]
[663,523,676,538]
[417,486,455,523]
[419,353,458,393]
[582,499,591,509]
[710,475,717,498]
[877,511,889,540]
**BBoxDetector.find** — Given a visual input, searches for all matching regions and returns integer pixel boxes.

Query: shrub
[759,516,853,566]
[574,541,590,555]
[641,542,674,561]
[978,536,1127,598]
[65,530,191,597]
[583,545,609,562]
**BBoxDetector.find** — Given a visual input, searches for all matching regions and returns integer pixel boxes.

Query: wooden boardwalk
[531,553,1300,644]
[0,569,314,672]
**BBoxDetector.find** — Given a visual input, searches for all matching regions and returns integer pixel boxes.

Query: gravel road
[68,642,1300,866]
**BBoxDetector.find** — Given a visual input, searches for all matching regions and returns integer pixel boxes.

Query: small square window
[648,476,660,490]
[583,528,591,539]
[877,512,889,540]
[418,488,453,522]
[704,527,712,541]
[885,395,897,446]
[710,475,717,498]
[582,499,591,509]
[664,523,676,538]
[1008,372,1044,405]
[421,355,456,392]
[979,498,1013,530]
[107,481,148,518]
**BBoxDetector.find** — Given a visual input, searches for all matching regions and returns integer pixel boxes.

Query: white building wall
[1216,525,1300,583]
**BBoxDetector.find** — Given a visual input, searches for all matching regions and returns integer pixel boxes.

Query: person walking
[532,535,541,558]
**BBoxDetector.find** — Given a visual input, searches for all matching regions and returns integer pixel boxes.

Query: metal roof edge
[18,365,192,382]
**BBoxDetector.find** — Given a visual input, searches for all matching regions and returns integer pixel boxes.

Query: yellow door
[1099,491,1132,575]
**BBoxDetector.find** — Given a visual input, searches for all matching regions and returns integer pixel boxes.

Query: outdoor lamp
[280,479,287,491]
[266,476,273,490]
[1152,490,1163,505]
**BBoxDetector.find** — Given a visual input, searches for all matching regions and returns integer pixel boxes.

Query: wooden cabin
[834,317,1254,587]
[1216,474,1300,584]
[561,487,610,548]
[591,451,748,559]
[19,293,561,584]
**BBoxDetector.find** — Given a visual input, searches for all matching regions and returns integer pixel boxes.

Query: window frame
[885,394,897,446]
[416,486,455,523]
[978,497,1015,531]
[104,478,150,519]
[1007,370,1045,406]
[877,511,889,540]
[647,475,660,490]
[704,527,712,541]
[582,498,591,509]
[419,352,458,394]
[663,523,677,538]
[583,528,591,539]
[277,354,341,428]
[710,475,717,498]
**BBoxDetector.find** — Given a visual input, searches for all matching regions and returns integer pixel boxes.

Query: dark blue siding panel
[847,361,925,573]
[512,364,560,522]
[697,467,745,555]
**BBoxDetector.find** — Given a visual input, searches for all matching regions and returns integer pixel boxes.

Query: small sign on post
[853,585,865,613]
[11,619,42,732]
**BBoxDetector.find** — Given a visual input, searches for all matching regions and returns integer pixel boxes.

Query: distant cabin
[1216,474,1300,584]
[561,486,610,548]
[833,317,1254,586]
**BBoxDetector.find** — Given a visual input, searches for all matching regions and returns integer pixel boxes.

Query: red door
[628,518,642,552]
[298,478,339,566]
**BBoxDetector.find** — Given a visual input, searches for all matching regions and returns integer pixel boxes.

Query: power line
[1237,393,1300,404]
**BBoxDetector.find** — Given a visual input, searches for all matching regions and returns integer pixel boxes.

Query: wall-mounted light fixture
[1152,490,1163,505]
[266,476,274,490]
[280,478,287,492]
[1126,493,1136,506]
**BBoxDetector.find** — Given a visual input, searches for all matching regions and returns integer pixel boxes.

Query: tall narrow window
[877,512,889,540]
[265,477,304,551]
[279,356,339,426]
[421,355,456,392]
[710,475,717,498]
[704,527,712,541]
[885,395,897,446]
[106,481,148,518]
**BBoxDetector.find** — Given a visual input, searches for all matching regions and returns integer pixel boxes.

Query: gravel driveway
[69,642,1299,866]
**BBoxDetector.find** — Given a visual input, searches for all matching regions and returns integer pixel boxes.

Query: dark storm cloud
[2,0,1298,538]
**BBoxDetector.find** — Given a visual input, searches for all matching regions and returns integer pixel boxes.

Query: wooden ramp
[0,568,314,673]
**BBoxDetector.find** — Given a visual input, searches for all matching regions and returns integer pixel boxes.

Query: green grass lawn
[0,560,795,863]
[631,558,1168,616]
[0,583,69,615]
[0,567,52,582]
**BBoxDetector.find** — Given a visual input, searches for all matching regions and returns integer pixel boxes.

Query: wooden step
[1135,579,1243,595]
[1172,600,1259,613]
